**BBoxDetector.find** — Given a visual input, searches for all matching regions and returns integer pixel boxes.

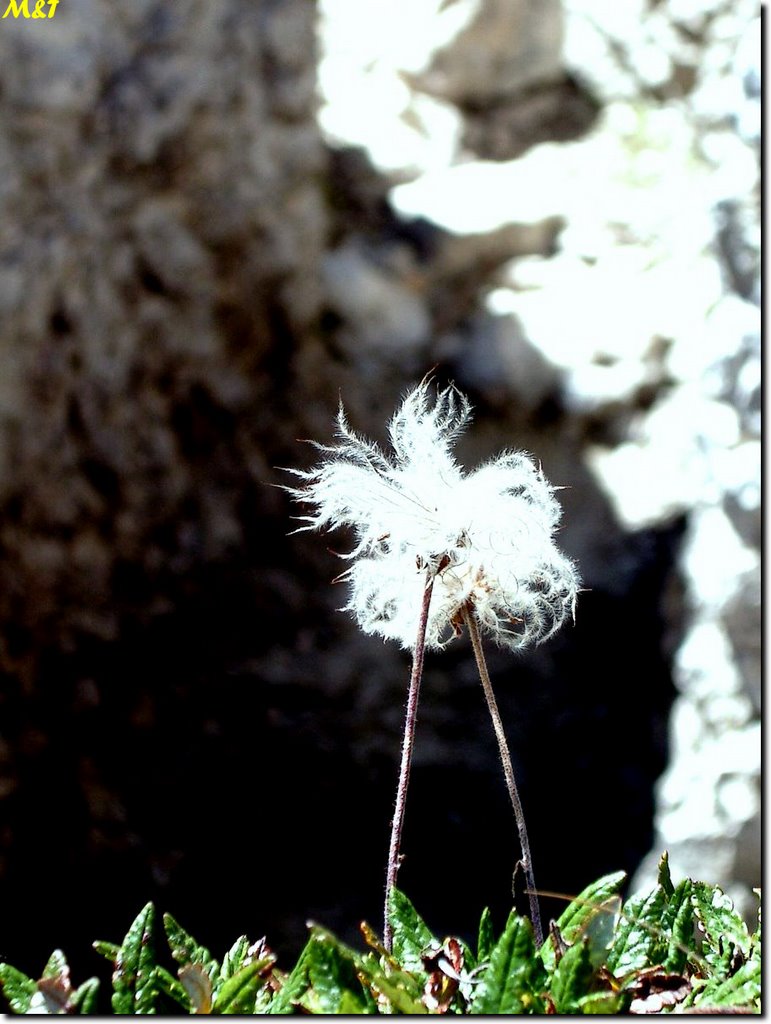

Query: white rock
[716,775,760,824]
[585,441,690,531]
[584,388,746,529]
[391,152,566,233]
[317,0,470,177]
[675,620,743,701]
[317,0,565,175]
[669,293,759,389]
[680,505,757,614]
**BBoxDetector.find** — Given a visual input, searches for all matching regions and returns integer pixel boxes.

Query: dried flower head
[287,381,579,650]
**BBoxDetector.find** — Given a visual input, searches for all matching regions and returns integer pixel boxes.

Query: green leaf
[550,936,594,1015]
[109,901,159,1014]
[576,988,631,1014]
[221,936,250,982]
[750,892,761,955]
[357,958,427,1015]
[387,888,436,974]
[656,850,675,898]
[661,879,694,973]
[267,939,312,1014]
[338,988,371,1014]
[295,929,373,1015]
[150,966,191,1013]
[0,963,37,1014]
[692,882,751,976]
[476,907,494,965]
[92,940,121,963]
[469,910,545,1015]
[42,950,69,981]
[220,935,277,997]
[692,956,761,1010]
[540,870,626,971]
[71,977,100,1015]
[213,959,273,1014]
[353,946,427,1014]
[606,886,667,976]
[163,912,220,983]
[254,982,278,1015]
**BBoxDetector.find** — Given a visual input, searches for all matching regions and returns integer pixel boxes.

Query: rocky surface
[0,0,338,975]
[0,0,759,982]
[0,0,328,658]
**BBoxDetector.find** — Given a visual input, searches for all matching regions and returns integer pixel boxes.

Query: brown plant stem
[383,573,435,952]
[462,605,543,948]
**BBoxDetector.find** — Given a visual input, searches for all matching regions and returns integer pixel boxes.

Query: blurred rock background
[0,0,759,979]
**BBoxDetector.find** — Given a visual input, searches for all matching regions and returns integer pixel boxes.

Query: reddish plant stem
[383,573,435,952]
[462,605,543,948]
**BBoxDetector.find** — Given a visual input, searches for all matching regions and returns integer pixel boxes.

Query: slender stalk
[383,573,435,952]
[462,605,543,947]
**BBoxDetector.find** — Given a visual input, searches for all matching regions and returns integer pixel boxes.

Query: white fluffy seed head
[286,381,580,650]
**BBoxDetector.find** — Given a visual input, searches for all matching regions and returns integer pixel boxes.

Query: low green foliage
[0,854,760,1014]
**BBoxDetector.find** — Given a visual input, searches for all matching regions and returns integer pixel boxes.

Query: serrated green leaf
[387,888,437,975]
[606,886,667,976]
[254,982,278,1014]
[92,940,121,963]
[661,879,694,973]
[213,959,273,1014]
[42,949,68,981]
[354,948,426,1014]
[550,936,594,1014]
[338,988,370,1014]
[656,851,675,898]
[476,907,494,965]
[220,936,250,982]
[540,870,626,971]
[692,882,752,976]
[163,912,220,984]
[692,956,761,1010]
[295,929,372,1015]
[71,977,100,1015]
[576,988,632,1014]
[150,966,191,1013]
[267,939,312,1014]
[359,964,427,1015]
[470,910,545,1015]
[110,902,159,1014]
[750,894,761,956]
[0,963,37,1014]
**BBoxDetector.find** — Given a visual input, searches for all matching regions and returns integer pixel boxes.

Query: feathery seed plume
[287,381,579,650]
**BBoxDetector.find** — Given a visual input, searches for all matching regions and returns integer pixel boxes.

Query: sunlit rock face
[317,0,593,176]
